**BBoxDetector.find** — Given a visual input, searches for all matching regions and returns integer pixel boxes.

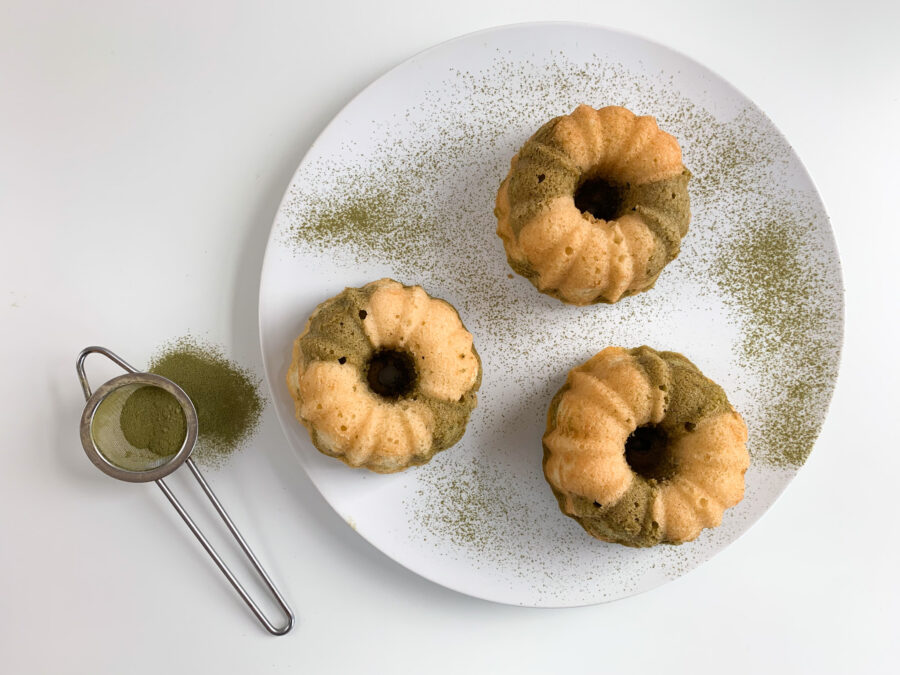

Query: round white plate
[259,23,843,607]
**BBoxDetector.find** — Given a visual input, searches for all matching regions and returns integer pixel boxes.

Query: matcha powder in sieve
[120,386,187,456]
[118,337,265,467]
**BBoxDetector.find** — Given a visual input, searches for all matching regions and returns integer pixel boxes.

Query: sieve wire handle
[77,346,139,399]
[156,458,294,636]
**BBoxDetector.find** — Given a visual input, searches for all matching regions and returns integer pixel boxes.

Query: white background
[1,1,898,673]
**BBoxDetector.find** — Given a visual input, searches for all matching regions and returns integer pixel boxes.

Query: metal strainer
[76,346,294,635]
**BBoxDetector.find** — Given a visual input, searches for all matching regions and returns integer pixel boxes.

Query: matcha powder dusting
[711,217,841,467]
[144,337,265,467]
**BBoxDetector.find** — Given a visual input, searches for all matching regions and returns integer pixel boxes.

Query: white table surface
[2,1,898,672]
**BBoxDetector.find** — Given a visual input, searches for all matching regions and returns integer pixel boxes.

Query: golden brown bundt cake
[287,278,482,473]
[543,346,748,546]
[496,105,691,305]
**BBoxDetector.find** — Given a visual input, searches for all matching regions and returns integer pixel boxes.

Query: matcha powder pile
[119,337,265,467]
[120,386,187,456]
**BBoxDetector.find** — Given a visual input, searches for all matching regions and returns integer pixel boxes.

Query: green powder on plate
[711,218,840,466]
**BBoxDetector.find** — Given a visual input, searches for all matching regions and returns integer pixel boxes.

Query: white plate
[259,23,843,607]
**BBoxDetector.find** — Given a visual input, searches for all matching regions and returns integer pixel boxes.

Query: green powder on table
[118,337,265,468]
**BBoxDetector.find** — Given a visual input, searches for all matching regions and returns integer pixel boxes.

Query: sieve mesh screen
[90,383,186,472]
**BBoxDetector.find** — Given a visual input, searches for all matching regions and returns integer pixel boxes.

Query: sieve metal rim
[80,372,199,483]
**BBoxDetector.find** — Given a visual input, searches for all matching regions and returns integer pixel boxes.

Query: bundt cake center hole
[625,424,677,482]
[574,177,624,221]
[366,349,417,398]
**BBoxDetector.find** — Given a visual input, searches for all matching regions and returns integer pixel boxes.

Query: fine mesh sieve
[76,346,293,635]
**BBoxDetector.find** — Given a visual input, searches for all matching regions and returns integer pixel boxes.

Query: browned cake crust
[287,279,481,473]
[543,346,749,546]
[496,105,691,305]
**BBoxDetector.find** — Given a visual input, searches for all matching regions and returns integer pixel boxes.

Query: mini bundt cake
[496,105,691,305]
[287,278,482,473]
[543,346,749,547]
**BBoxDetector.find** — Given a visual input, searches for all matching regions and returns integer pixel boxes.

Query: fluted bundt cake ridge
[287,279,481,473]
[496,105,691,305]
[543,346,749,547]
